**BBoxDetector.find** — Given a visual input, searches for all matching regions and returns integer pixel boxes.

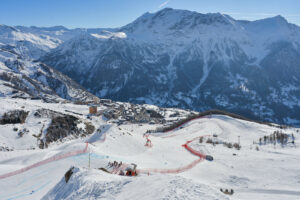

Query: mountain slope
[0,45,96,102]
[0,24,116,59]
[40,8,300,125]
[0,98,299,199]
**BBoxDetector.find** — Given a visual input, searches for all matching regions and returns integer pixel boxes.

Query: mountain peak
[121,8,236,39]
[264,15,289,25]
[156,7,174,13]
[148,8,232,25]
[244,14,291,36]
[251,14,288,26]
[273,15,287,21]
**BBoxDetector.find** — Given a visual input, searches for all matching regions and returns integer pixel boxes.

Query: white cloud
[158,0,171,8]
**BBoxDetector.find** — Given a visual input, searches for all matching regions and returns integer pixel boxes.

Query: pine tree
[199,137,203,143]
[280,134,284,145]
[270,135,273,143]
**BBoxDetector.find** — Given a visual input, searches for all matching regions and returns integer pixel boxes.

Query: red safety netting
[0,143,89,180]
[137,136,207,174]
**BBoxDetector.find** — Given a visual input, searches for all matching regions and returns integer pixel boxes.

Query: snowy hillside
[0,97,192,151]
[0,25,67,59]
[0,97,299,200]
[0,45,96,102]
[40,8,300,125]
[0,24,116,59]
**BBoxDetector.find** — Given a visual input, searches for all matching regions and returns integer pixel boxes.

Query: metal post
[238,136,240,145]
[88,150,91,169]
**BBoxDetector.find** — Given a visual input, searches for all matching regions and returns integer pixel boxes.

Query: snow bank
[42,167,228,200]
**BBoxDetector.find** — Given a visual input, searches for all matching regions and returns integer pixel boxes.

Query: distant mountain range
[0,8,300,125]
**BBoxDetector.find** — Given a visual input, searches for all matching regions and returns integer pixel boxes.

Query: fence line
[0,143,88,180]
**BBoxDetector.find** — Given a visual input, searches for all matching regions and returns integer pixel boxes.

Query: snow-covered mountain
[0,24,115,59]
[0,44,96,102]
[1,8,299,125]
[0,25,68,59]
[40,8,300,125]
[2,8,300,200]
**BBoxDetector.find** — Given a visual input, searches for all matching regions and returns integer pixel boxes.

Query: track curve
[137,134,210,174]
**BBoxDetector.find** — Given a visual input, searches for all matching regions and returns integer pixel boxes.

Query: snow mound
[42,167,227,200]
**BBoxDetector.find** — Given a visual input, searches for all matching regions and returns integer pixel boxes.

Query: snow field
[0,98,299,199]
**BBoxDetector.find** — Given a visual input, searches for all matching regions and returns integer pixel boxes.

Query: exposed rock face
[0,110,29,124]
[64,167,75,183]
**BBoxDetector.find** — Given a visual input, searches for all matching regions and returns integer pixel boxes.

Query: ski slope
[0,98,299,200]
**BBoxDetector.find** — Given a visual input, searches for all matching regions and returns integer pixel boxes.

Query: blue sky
[0,0,299,28]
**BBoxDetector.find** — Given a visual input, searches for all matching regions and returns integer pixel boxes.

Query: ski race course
[0,100,300,200]
[0,116,209,180]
